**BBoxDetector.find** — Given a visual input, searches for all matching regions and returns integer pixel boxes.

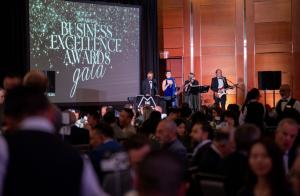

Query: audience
[1,86,106,196]
[156,119,187,162]
[102,111,124,140]
[275,118,299,173]
[223,124,261,196]
[238,139,292,196]
[1,71,300,196]
[102,135,150,196]
[290,155,300,196]
[197,131,231,174]
[240,88,265,131]
[135,151,186,196]
[190,121,213,166]
[89,123,122,182]
[119,108,136,138]
[174,118,190,149]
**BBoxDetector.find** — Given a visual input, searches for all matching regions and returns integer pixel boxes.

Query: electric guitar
[214,84,237,98]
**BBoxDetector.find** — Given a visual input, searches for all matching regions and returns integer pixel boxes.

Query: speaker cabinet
[258,71,281,90]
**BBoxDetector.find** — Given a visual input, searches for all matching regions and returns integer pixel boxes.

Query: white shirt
[218,78,224,89]
[279,96,300,113]
[283,151,289,174]
[149,80,153,90]
[0,116,108,196]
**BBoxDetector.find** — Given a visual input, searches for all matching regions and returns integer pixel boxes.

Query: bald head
[23,70,48,92]
[155,120,177,144]
[279,84,291,99]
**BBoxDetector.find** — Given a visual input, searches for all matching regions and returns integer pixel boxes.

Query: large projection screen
[29,0,140,103]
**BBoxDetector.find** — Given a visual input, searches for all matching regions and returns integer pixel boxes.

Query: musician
[211,69,230,111]
[142,71,158,96]
[162,70,177,108]
[184,73,199,112]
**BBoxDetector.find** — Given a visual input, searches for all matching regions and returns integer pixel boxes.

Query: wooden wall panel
[161,0,183,9]
[254,0,291,23]
[163,28,183,49]
[292,0,300,99]
[255,22,292,44]
[256,43,292,53]
[162,8,184,28]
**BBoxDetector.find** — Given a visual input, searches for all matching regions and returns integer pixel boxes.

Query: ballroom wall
[158,0,300,107]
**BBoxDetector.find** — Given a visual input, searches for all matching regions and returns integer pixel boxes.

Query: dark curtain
[3,0,159,94]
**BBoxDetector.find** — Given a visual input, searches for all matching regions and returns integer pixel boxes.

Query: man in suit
[184,73,200,112]
[275,118,299,174]
[156,120,187,162]
[275,84,300,122]
[142,71,158,96]
[197,131,231,174]
[190,121,213,166]
[89,123,122,181]
[0,86,106,196]
[211,69,230,111]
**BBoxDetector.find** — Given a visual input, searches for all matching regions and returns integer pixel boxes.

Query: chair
[195,172,226,196]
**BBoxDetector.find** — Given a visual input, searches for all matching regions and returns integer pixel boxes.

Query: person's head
[279,84,291,99]
[167,108,180,121]
[4,86,51,131]
[211,107,222,119]
[165,70,172,79]
[102,111,116,124]
[212,131,231,157]
[0,88,5,104]
[119,108,134,127]
[100,105,108,117]
[216,69,222,77]
[3,74,22,90]
[23,70,48,93]
[223,111,238,127]
[156,120,178,145]
[174,118,187,137]
[147,71,154,80]
[87,110,100,129]
[248,139,287,192]
[247,88,261,101]
[235,124,261,153]
[190,122,213,143]
[189,73,195,81]
[275,118,299,152]
[290,156,300,196]
[137,151,186,196]
[142,106,153,121]
[191,111,207,125]
[90,123,114,148]
[124,135,151,168]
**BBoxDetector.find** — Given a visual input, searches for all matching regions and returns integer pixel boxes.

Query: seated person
[102,135,151,196]
[88,123,122,181]
[197,131,231,174]
[190,121,213,166]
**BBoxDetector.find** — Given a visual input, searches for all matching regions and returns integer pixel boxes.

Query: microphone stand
[225,77,240,104]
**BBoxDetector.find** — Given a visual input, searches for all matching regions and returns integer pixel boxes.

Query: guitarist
[184,73,199,112]
[211,69,230,111]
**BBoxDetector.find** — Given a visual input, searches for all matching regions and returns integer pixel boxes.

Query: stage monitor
[29,0,141,103]
[258,71,281,90]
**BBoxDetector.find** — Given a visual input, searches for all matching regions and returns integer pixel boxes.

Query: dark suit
[192,141,212,166]
[142,78,158,96]
[197,146,224,174]
[184,79,200,112]
[222,151,248,196]
[211,77,229,111]
[164,139,187,162]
